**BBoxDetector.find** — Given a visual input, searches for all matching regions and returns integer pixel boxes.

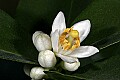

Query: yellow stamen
[62,42,71,50]
[59,27,80,51]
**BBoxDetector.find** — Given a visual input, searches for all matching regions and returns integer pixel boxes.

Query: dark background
[0,0,30,80]
[0,0,19,16]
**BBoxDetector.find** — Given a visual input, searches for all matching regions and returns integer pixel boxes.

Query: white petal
[73,20,91,43]
[68,46,99,58]
[51,30,59,52]
[51,11,66,35]
[57,54,77,63]
[58,46,72,55]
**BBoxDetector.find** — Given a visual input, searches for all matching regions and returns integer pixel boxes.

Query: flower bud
[62,59,80,71]
[30,67,45,80]
[38,50,57,68]
[23,65,32,76]
[32,31,52,51]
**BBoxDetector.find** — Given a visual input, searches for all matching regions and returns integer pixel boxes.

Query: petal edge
[73,20,91,43]
[68,46,99,58]
[51,30,59,52]
[51,11,66,35]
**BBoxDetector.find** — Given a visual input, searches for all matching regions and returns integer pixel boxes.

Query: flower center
[59,27,80,51]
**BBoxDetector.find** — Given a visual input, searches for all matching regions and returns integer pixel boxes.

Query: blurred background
[0,0,19,16]
[0,0,30,79]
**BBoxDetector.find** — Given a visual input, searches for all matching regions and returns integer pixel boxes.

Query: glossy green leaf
[91,32,120,50]
[0,9,37,64]
[45,71,85,80]
[0,50,35,64]
[89,32,120,62]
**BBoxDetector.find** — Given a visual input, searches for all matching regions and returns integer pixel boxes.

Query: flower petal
[73,20,91,43]
[57,53,77,63]
[51,11,66,35]
[68,46,99,58]
[51,30,59,52]
[58,46,72,55]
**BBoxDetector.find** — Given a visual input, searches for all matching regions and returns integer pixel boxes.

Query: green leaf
[0,50,35,64]
[76,54,120,80]
[91,32,120,50]
[0,9,37,64]
[45,71,85,80]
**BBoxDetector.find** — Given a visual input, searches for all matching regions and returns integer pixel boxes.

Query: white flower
[62,59,80,71]
[30,67,45,80]
[38,50,57,68]
[32,31,52,52]
[51,11,99,63]
[32,11,99,71]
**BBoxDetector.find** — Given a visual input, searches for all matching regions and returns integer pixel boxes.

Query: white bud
[30,67,45,80]
[32,31,52,51]
[38,50,57,68]
[62,59,80,71]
